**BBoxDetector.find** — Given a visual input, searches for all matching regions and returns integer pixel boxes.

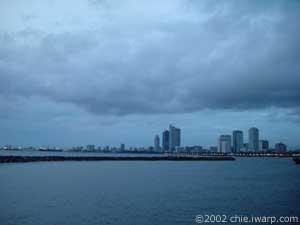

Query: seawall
[0,155,235,163]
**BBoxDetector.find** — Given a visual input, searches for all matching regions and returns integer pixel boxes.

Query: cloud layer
[0,0,300,116]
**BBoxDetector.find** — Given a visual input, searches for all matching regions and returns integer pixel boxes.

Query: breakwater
[0,155,235,163]
[293,157,300,164]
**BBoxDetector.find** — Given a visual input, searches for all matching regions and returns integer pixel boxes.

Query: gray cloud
[0,0,300,117]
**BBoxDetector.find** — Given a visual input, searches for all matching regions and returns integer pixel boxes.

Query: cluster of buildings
[219,127,287,153]
[154,125,181,151]
[72,144,126,152]
[153,125,288,153]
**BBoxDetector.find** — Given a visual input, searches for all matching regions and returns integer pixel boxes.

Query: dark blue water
[0,158,299,225]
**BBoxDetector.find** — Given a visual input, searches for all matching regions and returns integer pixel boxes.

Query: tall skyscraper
[259,140,269,152]
[232,130,243,153]
[154,135,160,151]
[162,130,170,151]
[248,127,259,152]
[218,135,231,153]
[169,125,181,151]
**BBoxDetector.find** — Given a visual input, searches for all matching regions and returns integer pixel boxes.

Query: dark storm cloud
[0,0,300,116]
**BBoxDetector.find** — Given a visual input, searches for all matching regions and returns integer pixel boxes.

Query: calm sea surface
[0,151,300,225]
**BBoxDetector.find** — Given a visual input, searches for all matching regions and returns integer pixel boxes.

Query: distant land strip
[0,156,235,163]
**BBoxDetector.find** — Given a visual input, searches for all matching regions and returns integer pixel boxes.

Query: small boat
[292,157,300,164]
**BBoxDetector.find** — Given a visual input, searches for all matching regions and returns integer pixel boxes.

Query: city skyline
[0,1,300,148]
[1,124,294,152]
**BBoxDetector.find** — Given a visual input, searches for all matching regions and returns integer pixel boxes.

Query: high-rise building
[120,143,125,151]
[275,142,287,153]
[154,135,160,151]
[162,130,170,151]
[169,125,181,151]
[259,140,269,152]
[218,135,231,153]
[232,130,243,153]
[248,127,259,152]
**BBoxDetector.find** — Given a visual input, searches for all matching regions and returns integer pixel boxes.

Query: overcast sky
[0,0,300,149]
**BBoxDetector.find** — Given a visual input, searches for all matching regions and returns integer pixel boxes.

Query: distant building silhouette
[259,140,269,152]
[185,145,202,152]
[169,125,181,151]
[248,127,259,152]
[242,143,248,152]
[275,142,287,153]
[210,146,218,152]
[154,135,160,151]
[162,130,170,151]
[232,130,243,153]
[86,145,95,151]
[120,143,125,151]
[219,135,231,153]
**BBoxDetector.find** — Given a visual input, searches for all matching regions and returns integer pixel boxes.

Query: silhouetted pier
[0,155,235,163]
